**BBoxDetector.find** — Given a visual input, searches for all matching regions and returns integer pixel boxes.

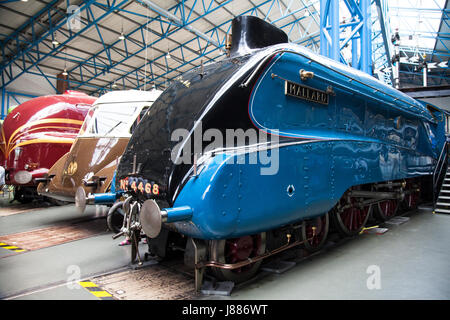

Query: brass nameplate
[284,80,329,105]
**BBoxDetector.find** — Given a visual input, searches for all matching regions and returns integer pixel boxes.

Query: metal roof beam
[66,1,206,89]
[374,0,393,68]
[135,0,225,51]
[0,0,129,89]
[86,0,257,93]
[96,0,321,94]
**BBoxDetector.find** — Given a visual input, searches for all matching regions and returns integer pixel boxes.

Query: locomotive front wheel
[209,232,266,284]
[106,201,125,234]
[14,186,34,204]
[374,199,399,221]
[302,213,329,252]
[130,231,141,264]
[332,199,372,236]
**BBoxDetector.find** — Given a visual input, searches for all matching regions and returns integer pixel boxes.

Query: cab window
[130,106,149,134]
[427,104,443,122]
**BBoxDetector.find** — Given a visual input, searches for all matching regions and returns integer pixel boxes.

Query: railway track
[0,202,428,300]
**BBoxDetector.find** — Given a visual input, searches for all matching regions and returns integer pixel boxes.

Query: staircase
[434,167,450,214]
[434,140,450,214]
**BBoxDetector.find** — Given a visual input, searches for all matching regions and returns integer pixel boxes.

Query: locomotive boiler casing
[0,91,96,191]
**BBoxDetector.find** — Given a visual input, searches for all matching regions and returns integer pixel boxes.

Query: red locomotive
[0,90,96,203]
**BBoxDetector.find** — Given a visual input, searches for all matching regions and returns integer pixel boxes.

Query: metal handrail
[433,140,448,203]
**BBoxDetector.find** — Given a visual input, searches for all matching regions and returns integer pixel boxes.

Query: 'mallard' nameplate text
[284,80,329,105]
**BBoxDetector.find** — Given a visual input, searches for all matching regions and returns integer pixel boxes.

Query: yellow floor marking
[2,246,19,250]
[79,280,114,300]
[0,241,27,253]
[79,281,98,288]
[91,291,113,298]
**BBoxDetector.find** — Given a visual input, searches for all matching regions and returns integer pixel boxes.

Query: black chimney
[230,16,288,57]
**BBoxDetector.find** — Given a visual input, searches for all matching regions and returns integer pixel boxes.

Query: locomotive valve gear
[34,174,55,184]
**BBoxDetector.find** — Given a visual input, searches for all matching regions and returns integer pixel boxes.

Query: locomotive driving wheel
[209,232,266,283]
[403,192,420,210]
[332,194,372,236]
[372,183,402,221]
[302,213,329,252]
[374,199,399,221]
[402,182,420,212]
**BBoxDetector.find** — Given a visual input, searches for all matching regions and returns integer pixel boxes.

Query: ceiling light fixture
[52,33,59,45]
[62,47,68,76]
[119,18,125,40]
[166,39,171,59]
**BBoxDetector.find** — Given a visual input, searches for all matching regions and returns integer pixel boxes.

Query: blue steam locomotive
[113,16,448,287]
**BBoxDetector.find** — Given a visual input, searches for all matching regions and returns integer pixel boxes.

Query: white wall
[2,66,56,118]
[421,97,450,112]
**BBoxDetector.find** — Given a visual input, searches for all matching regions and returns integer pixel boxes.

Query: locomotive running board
[193,234,312,292]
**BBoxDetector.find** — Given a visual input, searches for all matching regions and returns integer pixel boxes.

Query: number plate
[119,177,160,197]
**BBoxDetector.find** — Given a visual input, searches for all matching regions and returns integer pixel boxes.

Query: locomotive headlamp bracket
[84,176,107,188]
[299,69,314,81]
[35,174,55,184]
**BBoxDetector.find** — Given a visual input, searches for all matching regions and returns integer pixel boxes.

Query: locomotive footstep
[261,260,296,274]
[383,216,410,226]
[200,280,234,296]
[130,258,159,270]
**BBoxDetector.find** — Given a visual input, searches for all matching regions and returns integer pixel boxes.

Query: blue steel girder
[400,70,449,86]
[320,0,374,75]
[400,46,450,60]
[69,0,235,91]
[1,0,63,58]
[0,0,130,89]
[91,0,320,95]
[1,3,154,84]
[370,0,394,85]
[373,0,393,67]
[131,21,321,93]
